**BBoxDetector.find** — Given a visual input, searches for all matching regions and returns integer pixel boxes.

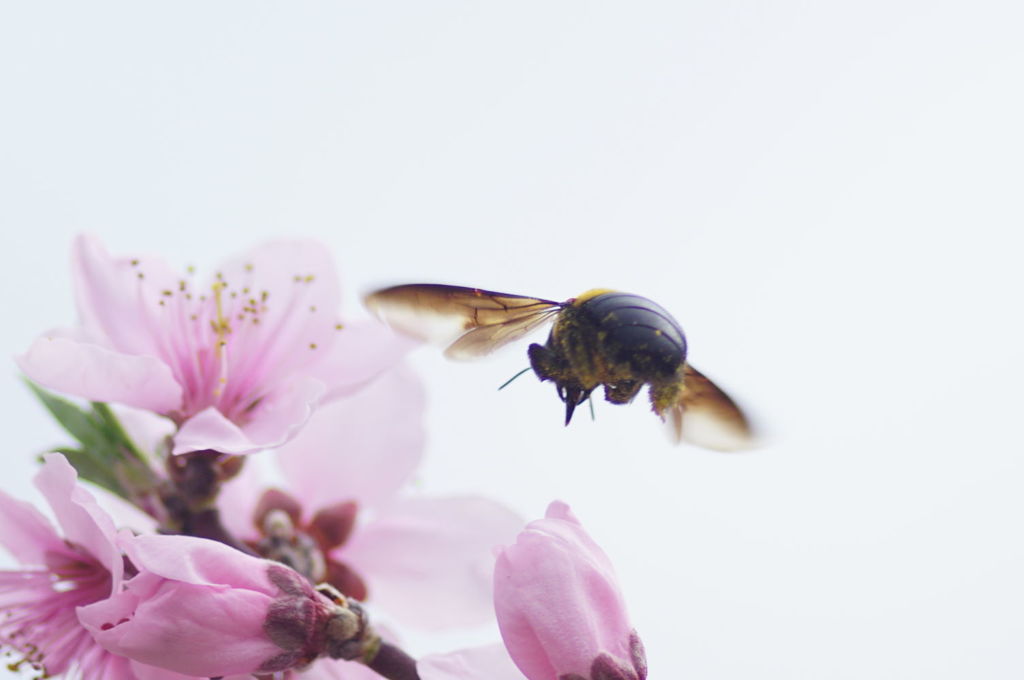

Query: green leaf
[25,380,109,448]
[91,401,148,464]
[24,381,163,498]
[49,447,125,496]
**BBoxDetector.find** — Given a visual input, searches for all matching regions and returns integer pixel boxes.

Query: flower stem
[367,641,421,680]
[161,450,254,554]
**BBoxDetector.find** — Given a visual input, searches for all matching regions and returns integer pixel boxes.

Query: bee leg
[648,380,684,418]
[604,379,642,405]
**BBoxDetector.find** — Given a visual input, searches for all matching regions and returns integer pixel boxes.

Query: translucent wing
[364,284,564,360]
[666,364,754,451]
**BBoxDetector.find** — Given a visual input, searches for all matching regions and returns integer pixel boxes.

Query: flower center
[130,259,343,426]
[252,490,368,602]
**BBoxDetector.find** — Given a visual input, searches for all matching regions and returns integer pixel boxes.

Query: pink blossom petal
[172,376,325,455]
[17,335,182,414]
[123,534,274,592]
[172,406,252,455]
[35,453,122,586]
[494,501,640,680]
[275,364,424,510]
[0,488,64,565]
[419,644,525,680]
[0,454,131,680]
[316,320,419,402]
[238,376,327,451]
[71,233,182,355]
[216,240,343,388]
[343,496,523,628]
[78,571,281,677]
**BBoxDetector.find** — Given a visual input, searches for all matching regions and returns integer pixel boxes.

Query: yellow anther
[211,281,232,358]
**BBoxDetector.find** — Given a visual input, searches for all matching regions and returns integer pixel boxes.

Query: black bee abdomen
[577,293,687,377]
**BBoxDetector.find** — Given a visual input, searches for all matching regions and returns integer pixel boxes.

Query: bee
[365,284,753,451]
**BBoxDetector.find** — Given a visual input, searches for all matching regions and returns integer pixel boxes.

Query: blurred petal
[84,481,159,535]
[112,405,175,456]
[324,558,368,602]
[419,644,524,680]
[316,320,419,401]
[216,457,267,542]
[344,497,523,628]
[276,364,424,510]
[309,501,358,550]
[17,336,182,413]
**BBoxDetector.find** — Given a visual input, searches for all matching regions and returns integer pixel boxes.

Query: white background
[2,2,1023,678]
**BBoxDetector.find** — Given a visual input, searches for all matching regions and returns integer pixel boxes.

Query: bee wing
[667,364,754,451]
[364,284,564,360]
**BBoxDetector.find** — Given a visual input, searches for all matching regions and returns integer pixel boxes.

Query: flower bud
[494,502,647,680]
[78,534,378,677]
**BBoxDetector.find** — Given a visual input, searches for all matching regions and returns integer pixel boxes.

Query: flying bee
[364,284,753,451]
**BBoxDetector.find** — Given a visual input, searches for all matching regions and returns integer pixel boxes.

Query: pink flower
[217,364,524,628]
[0,453,189,680]
[18,235,412,455]
[418,502,647,680]
[78,533,376,678]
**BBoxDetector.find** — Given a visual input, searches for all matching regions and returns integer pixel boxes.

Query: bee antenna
[588,394,595,421]
[498,366,533,391]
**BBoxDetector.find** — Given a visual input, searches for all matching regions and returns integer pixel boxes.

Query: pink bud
[494,502,646,680]
[78,534,373,677]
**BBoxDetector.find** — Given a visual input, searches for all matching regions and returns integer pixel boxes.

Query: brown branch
[366,641,421,680]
